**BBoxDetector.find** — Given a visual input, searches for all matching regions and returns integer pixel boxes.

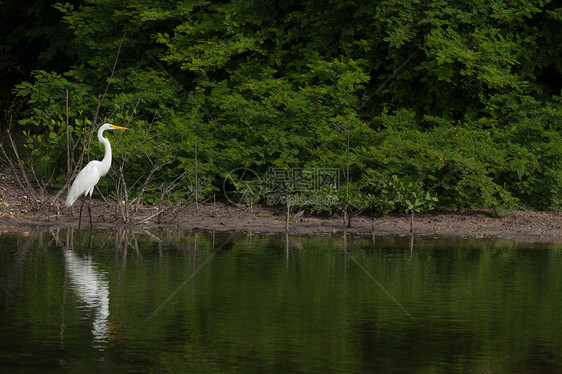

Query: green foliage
[4,0,562,212]
[385,175,438,215]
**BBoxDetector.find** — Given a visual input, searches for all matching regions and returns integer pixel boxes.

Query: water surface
[1,228,562,373]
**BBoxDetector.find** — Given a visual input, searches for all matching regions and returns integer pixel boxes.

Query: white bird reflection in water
[64,250,110,349]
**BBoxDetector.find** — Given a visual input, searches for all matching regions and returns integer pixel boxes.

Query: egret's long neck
[98,129,112,177]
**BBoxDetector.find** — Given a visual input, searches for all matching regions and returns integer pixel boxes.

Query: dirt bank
[1,173,562,242]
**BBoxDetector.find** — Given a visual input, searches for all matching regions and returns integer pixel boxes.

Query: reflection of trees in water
[51,226,162,255]
[0,229,44,313]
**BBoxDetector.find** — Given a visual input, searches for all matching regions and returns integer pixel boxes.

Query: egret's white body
[65,123,128,228]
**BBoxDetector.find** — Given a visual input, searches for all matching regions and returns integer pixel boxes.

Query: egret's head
[99,123,129,132]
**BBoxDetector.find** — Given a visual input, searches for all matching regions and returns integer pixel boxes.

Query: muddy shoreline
[2,173,562,242]
[1,200,562,243]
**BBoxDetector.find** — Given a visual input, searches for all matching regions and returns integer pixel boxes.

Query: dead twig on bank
[0,118,39,210]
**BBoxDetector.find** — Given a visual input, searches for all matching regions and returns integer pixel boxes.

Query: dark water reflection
[1,228,562,373]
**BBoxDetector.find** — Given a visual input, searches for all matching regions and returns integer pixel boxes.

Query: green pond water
[1,228,562,373]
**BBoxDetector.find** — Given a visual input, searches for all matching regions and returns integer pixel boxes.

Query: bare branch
[5,120,38,209]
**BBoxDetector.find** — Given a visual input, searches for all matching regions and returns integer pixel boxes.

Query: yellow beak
[110,125,129,130]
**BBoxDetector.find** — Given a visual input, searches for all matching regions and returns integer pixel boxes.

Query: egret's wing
[65,161,102,207]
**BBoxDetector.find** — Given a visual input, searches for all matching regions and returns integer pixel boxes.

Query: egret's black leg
[87,194,93,230]
[78,196,86,231]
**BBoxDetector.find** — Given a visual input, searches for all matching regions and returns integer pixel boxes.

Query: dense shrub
[2,0,561,211]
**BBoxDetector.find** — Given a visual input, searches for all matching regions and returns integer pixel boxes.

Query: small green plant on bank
[387,175,438,234]
[338,186,373,228]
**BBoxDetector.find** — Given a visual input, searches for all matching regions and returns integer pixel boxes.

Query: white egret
[65,123,128,229]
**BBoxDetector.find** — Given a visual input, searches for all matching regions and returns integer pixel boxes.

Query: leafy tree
[3,0,562,214]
